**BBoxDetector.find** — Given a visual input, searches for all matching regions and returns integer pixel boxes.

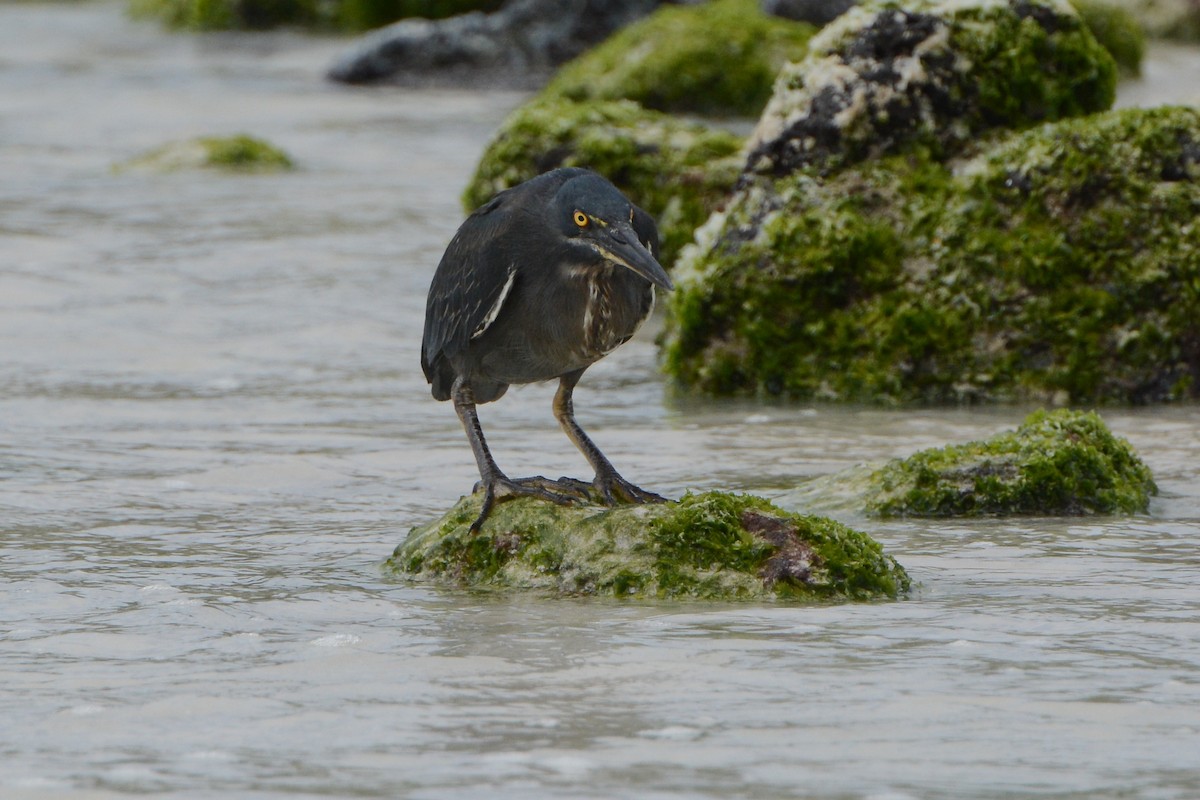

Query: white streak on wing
[470,267,516,340]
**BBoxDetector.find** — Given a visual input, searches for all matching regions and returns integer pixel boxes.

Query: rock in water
[388,491,910,601]
[663,0,1200,404]
[327,0,666,85]
[780,410,1157,518]
[862,410,1158,517]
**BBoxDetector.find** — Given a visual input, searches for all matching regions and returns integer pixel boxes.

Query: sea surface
[2,3,1200,798]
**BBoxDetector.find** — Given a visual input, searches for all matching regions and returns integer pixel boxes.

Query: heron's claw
[593,471,668,506]
[469,475,583,533]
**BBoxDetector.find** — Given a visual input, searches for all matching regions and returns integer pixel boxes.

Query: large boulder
[665,105,1200,403]
[388,491,911,600]
[662,0,1200,404]
[762,0,1145,75]
[743,0,1116,176]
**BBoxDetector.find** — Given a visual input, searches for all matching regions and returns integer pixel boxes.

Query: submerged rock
[389,491,910,601]
[862,409,1158,516]
[119,135,295,173]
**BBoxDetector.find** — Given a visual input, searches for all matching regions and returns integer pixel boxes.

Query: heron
[421,167,673,533]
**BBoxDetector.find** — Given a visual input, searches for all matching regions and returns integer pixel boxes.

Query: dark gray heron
[421,168,673,532]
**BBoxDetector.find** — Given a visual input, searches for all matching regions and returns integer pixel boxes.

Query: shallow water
[3,4,1200,798]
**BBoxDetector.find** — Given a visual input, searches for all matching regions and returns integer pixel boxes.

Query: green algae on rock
[121,135,295,173]
[389,491,910,601]
[129,0,500,31]
[543,0,815,118]
[665,102,1200,404]
[862,409,1157,516]
[464,99,743,266]
[1105,0,1200,41]
[744,0,1117,176]
[1070,0,1145,77]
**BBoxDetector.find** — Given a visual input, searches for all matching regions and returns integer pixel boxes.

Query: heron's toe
[594,473,668,506]
[468,475,584,533]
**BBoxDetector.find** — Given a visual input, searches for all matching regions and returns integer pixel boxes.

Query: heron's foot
[592,471,668,506]
[469,475,583,534]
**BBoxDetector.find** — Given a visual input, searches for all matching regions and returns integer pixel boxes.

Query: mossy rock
[1105,0,1200,41]
[543,0,816,118]
[388,491,910,601]
[129,0,320,30]
[463,99,743,266]
[335,0,502,33]
[120,135,295,173]
[862,409,1158,516]
[665,104,1200,404]
[745,0,1116,176]
[129,0,501,31]
[1070,0,1145,77]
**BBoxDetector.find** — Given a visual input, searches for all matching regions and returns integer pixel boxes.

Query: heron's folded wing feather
[420,194,518,380]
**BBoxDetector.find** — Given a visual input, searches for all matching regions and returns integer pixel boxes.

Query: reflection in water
[2,3,1200,798]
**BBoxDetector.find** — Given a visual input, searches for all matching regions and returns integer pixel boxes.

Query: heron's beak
[593,223,673,291]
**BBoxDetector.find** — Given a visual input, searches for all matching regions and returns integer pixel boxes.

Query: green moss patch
[862,409,1157,516]
[1070,0,1145,77]
[1105,0,1200,41]
[389,491,910,601]
[464,99,742,266]
[543,0,815,118]
[665,105,1200,404]
[120,135,295,173]
[129,0,501,31]
[745,0,1116,176]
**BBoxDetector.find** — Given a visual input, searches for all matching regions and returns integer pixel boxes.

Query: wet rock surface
[388,491,911,601]
[862,409,1159,516]
[327,0,668,85]
[663,0,1200,405]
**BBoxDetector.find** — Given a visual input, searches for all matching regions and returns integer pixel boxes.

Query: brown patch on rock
[493,531,524,556]
[740,509,820,588]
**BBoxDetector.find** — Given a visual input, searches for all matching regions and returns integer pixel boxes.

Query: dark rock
[762,0,857,25]
[327,0,669,85]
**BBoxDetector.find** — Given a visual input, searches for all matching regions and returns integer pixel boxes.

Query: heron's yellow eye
[573,211,588,228]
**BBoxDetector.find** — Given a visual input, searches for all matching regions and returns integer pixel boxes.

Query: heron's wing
[421,192,520,385]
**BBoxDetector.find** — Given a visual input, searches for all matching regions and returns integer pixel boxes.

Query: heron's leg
[553,370,667,506]
[451,377,580,533]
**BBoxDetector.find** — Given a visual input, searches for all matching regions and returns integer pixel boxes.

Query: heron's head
[551,172,673,291]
